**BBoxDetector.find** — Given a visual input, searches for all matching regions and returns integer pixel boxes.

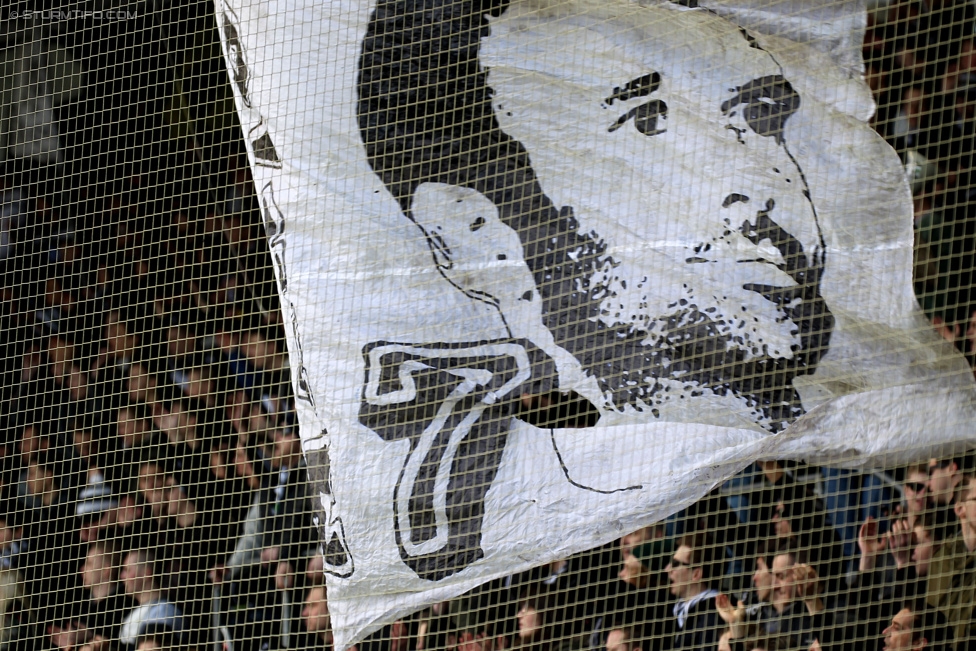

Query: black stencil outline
[548,430,643,494]
[307,438,356,578]
[359,340,537,581]
[219,2,251,108]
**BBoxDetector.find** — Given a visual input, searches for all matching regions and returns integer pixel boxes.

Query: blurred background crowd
[2,0,976,650]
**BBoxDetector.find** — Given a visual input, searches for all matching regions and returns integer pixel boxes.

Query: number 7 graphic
[360,342,532,581]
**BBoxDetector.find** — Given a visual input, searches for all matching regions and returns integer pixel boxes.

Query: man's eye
[608,99,668,136]
[721,75,799,144]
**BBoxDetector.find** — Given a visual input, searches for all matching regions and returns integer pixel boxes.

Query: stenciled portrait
[356,0,832,581]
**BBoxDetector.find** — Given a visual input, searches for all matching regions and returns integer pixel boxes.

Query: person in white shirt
[117,549,183,649]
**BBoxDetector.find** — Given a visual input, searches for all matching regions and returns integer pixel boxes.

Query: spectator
[78,539,136,641]
[902,464,933,529]
[851,512,942,645]
[48,619,94,651]
[664,533,722,651]
[928,456,965,533]
[116,405,157,450]
[611,540,674,651]
[0,570,26,649]
[102,310,141,368]
[716,545,775,643]
[740,462,797,544]
[118,549,184,648]
[620,527,661,561]
[0,507,24,574]
[17,457,62,510]
[882,600,951,651]
[136,460,197,530]
[605,625,646,651]
[511,583,564,651]
[0,508,25,647]
[76,481,120,544]
[906,517,947,582]
[151,400,201,454]
[770,486,845,593]
[746,551,773,613]
[210,426,314,611]
[194,437,254,572]
[925,472,976,647]
[299,585,334,651]
[859,513,945,589]
[127,363,158,405]
[619,541,672,592]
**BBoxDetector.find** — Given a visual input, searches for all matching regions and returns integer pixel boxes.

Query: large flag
[216,0,976,646]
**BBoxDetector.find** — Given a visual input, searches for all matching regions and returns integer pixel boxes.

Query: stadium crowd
[868,0,976,350]
[2,0,976,650]
[0,133,318,651]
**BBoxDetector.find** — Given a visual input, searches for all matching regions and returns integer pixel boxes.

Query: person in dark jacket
[770,485,846,594]
[882,599,952,651]
[663,533,722,651]
[78,538,137,641]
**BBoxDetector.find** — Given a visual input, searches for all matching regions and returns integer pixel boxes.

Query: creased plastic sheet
[215,0,976,647]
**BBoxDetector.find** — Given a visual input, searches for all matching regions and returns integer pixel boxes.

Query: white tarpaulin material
[215,0,976,646]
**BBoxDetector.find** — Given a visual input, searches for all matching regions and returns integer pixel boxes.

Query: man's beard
[509,196,832,432]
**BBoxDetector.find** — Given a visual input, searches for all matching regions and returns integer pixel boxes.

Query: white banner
[215,0,976,646]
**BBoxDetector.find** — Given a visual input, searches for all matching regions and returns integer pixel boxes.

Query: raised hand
[858,517,887,572]
[275,561,295,591]
[715,593,738,624]
[887,518,913,569]
[390,619,409,651]
[78,637,109,651]
[932,316,959,343]
[306,553,326,584]
[715,593,747,638]
[792,563,822,603]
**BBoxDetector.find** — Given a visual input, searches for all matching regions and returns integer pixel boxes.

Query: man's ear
[692,567,703,582]
[956,500,966,521]
[913,636,928,651]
